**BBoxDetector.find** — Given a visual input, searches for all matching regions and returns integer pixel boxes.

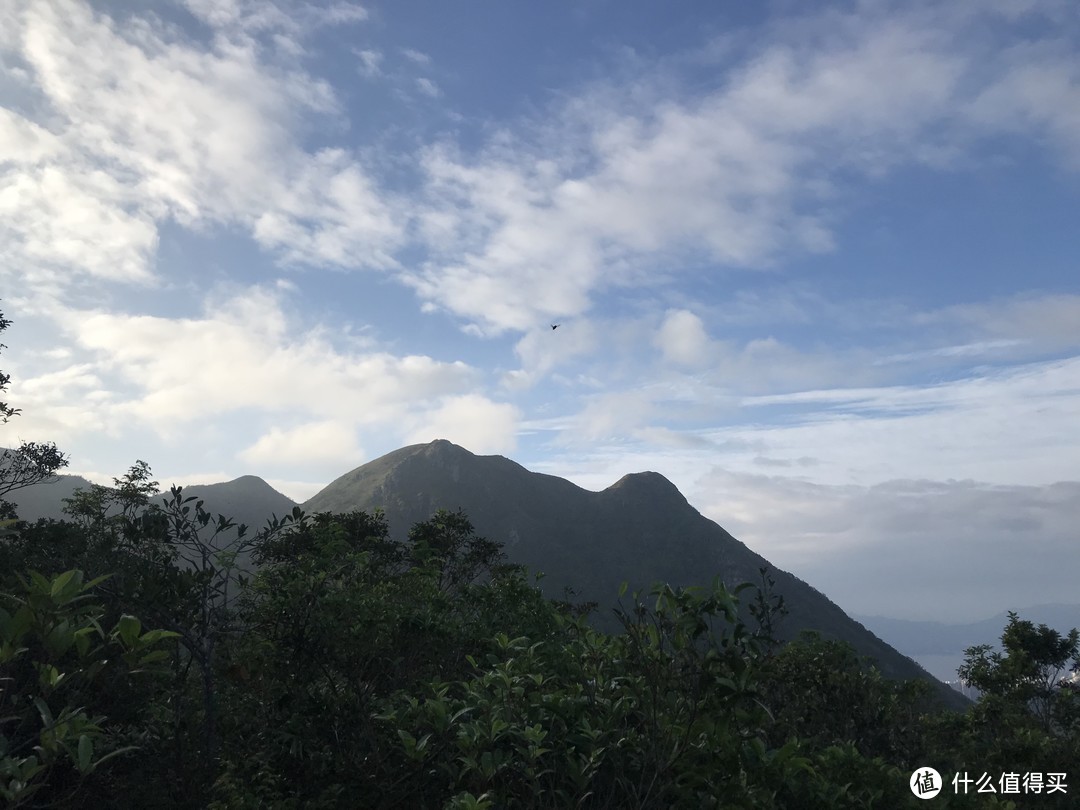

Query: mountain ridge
[6,440,969,707]
[303,439,965,708]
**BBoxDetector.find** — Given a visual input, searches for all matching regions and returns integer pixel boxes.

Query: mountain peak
[298,442,963,707]
[606,471,688,506]
[423,438,471,456]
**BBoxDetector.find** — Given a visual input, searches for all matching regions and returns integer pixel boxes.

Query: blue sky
[2,0,1079,623]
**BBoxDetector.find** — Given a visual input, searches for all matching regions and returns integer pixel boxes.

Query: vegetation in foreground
[2,475,1077,808]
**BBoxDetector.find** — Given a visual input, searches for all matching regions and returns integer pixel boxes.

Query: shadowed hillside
[304,439,965,708]
[151,475,298,535]
[6,471,297,531]
[4,443,963,707]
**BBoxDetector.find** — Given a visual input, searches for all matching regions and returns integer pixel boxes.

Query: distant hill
[857,605,1080,682]
[5,442,966,707]
[6,471,298,578]
[6,472,297,533]
[150,475,298,535]
[4,472,97,522]
[303,439,966,708]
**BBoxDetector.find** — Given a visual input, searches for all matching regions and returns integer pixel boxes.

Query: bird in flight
[551,324,560,330]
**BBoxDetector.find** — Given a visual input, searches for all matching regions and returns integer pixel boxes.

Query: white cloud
[262,477,324,503]
[724,356,1080,487]
[693,471,1080,623]
[404,3,1080,333]
[415,77,440,98]
[654,309,712,367]
[1,0,396,302]
[502,320,598,390]
[873,340,1026,365]
[0,107,61,162]
[560,389,657,444]
[536,351,1080,514]
[404,394,520,454]
[964,39,1080,169]
[4,349,119,441]
[915,293,1080,355]
[155,469,236,490]
[354,47,382,77]
[240,420,363,466]
[251,147,401,269]
[401,47,431,65]
[6,0,1076,339]
[48,286,478,437]
[182,0,368,44]
[0,165,159,286]
[319,3,369,26]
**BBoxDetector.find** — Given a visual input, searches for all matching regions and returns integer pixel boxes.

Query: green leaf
[138,629,180,645]
[33,696,54,727]
[29,570,51,594]
[86,745,139,773]
[77,734,92,773]
[137,650,170,666]
[50,570,77,598]
[117,614,141,647]
[82,574,112,591]
[73,626,95,657]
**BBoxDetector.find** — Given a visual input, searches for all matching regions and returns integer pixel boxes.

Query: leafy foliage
[0,569,176,807]
[918,613,1080,810]
[0,460,1073,807]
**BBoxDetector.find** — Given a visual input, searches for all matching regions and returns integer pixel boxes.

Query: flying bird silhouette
[551,324,560,330]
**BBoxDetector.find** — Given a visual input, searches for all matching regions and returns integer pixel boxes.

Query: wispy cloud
[14,287,482,452]
[401,47,431,65]
[915,293,1080,356]
[182,0,369,47]
[403,2,1080,332]
[529,340,1080,502]
[415,77,440,98]
[872,340,1026,366]
[404,394,521,454]
[354,46,382,77]
[654,309,714,367]
[6,1,1077,340]
[2,0,395,302]
[240,419,364,467]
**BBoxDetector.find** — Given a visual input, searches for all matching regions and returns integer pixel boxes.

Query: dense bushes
[1,469,1077,808]
[0,569,176,807]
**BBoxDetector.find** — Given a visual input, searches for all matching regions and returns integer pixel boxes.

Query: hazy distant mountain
[856,605,1080,682]
[4,472,96,522]
[303,439,966,707]
[7,471,298,579]
[150,475,298,534]
[6,472,297,532]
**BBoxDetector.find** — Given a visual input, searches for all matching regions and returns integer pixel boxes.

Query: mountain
[304,439,966,707]
[856,605,1080,683]
[150,475,298,535]
[6,442,963,706]
[6,471,297,532]
[4,472,97,522]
